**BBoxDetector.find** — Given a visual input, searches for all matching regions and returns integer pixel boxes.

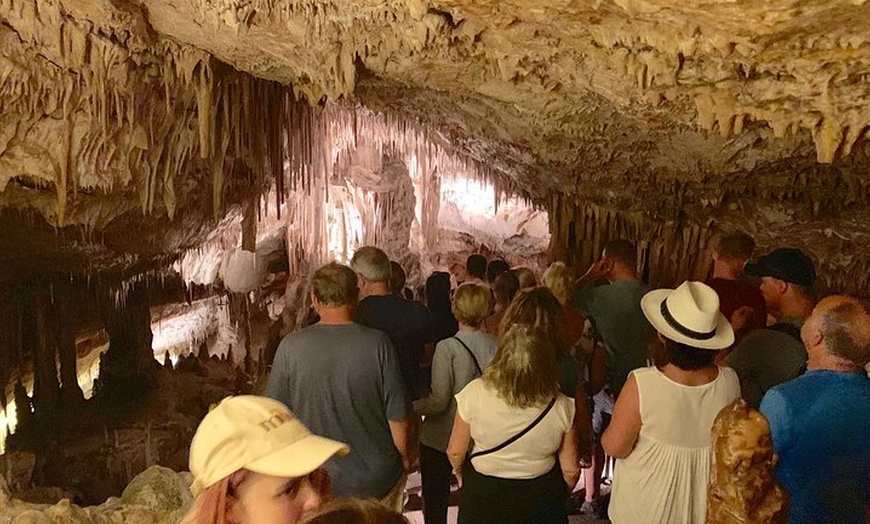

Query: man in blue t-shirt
[760,295,870,524]
[266,262,411,511]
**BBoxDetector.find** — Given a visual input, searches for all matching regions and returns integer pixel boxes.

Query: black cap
[744,248,816,286]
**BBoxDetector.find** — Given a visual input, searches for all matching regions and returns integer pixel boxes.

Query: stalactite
[271,100,525,272]
[97,282,156,397]
[241,199,257,252]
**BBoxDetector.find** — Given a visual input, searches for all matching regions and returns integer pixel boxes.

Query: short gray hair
[817,295,870,368]
[350,246,391,283]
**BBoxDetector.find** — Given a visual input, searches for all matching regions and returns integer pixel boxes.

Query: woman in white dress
[602,281,741,524]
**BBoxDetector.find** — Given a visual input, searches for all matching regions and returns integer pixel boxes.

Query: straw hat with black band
[640,281,735,350]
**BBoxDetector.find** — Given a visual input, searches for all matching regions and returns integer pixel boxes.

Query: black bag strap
[470,396,558,460]
[452,336,482,376]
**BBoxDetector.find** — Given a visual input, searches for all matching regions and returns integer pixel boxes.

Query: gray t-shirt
[265,323,409,498]
[726,318,807,408]
[415,330,498,452]
[571,278,653,393]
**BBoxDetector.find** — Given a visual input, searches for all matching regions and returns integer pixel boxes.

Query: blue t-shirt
[760,370,870,524]
[266,323,409,499]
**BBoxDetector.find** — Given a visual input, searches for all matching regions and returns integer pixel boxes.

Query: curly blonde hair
[541,262,573,305]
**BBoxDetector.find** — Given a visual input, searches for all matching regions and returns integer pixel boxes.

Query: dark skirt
[458,459,568,524]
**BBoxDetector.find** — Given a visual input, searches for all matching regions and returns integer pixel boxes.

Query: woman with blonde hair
[498,288,584,400]
[181,396,348,524]
[447,326,580,524]
[542,262,586,350]
[414,283,497,524]
[498,287,594,467]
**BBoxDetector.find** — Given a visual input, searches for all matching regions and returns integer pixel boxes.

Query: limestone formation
[0,466,192,524]
[707,399,789,524]
[1,0,869,509]
[120,466,193,519]
[1,0,869,291]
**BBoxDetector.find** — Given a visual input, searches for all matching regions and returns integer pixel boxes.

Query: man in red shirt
[706,231,767,346]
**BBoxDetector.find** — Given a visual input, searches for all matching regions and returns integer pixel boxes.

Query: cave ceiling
[1,0,869,287]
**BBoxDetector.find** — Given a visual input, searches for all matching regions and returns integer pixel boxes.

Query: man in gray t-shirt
[266,262,411,503]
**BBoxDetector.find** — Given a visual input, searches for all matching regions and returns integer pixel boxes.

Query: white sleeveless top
[609,366,740,524]
[455,379,574,479]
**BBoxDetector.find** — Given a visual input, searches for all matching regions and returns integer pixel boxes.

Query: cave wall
[3,0,870,294]
[550,194,870,297]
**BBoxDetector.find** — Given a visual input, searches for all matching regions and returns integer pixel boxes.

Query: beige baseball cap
[189,395,349,496]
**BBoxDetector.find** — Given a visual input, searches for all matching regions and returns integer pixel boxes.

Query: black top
[356,294,433,400]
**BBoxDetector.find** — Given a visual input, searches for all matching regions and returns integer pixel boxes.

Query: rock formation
[707,399,789,524]
[1,0,869,508]
[0,465,194,523]
[1,0,869,290]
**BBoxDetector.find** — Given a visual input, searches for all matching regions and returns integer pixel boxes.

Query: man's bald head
[808,295,870,369]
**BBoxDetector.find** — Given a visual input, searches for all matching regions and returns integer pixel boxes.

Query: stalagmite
[32,295,60,413]
[56,293,84,403]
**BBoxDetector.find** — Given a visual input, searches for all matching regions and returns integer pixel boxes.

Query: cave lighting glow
[0,299,225,453]
[438,174,550,249]
[0,345,109,453]
[441,176,499,218]
[325,188,367,264]
[0,396,21,454]
[150,298,226,363]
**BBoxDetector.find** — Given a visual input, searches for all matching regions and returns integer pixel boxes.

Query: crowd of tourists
[181,236,870,524]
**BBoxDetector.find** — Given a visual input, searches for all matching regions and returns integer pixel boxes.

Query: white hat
[640,281,734,350]
[189,396,349,496]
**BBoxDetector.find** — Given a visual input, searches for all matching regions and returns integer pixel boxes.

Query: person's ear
[775,278,789,295]
[310,293,320,310]
[801,320,823,350]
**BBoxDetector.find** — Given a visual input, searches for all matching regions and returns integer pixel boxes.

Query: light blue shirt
[760,370,870,524]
